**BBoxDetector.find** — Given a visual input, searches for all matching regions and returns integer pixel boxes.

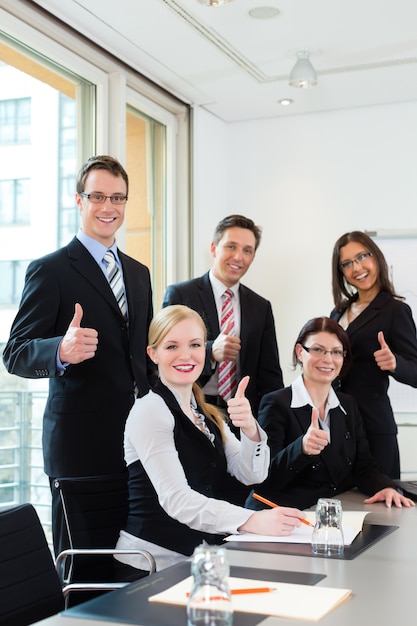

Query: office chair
[0,502,128,626]
[0,503,64,626]
[54,474,156,594]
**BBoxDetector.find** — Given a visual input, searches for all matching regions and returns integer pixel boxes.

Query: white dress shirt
[116,386,269,570]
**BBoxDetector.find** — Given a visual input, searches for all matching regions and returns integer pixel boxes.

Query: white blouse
[116,388,269,570]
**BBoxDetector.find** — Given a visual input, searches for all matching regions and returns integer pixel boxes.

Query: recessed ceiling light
[249,7,280,19]
[278,99,293,106]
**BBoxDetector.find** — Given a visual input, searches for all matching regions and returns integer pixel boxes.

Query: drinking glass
[311,498,344,556]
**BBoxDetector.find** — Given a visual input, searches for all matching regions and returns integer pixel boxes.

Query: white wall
[193,102,417,383]
[192,107,231,275]
[193,102,417,477]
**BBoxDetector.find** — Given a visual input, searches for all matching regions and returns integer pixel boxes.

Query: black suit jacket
[330,291,417,435]
[3,237,154,477]
[162,271,283,415]
[245,386,396,511]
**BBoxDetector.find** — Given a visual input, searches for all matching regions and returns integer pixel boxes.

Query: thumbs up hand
[302,407,329,456]
[59,303,98,364]
[227,376,259,441]
[212,319,241,363]
[373,331,396,372]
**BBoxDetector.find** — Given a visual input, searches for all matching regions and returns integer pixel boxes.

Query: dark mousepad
[226,523,398,560]
[65,561,325,626]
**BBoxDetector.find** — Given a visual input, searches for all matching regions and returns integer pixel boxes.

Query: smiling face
[339,241,379,299]
[147,318,206,392]
[76,169,127,247]
[210,226,256,287]
[296,331,345,387]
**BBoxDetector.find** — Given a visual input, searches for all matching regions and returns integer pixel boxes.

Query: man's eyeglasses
[339,252,373,272]
[302,345,346,359]
[80,192,128,205]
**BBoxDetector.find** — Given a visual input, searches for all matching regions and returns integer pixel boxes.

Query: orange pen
[230,587,276,594]
[252,493,313,527]
[186,587,276,598]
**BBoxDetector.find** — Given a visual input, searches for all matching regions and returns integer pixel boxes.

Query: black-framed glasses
[302,345,346,359]
[339,251,373,272]
[80,192,128,205]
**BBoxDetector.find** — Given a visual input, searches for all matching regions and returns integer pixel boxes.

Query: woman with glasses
[330,231,417,479]
[245,317,413,511]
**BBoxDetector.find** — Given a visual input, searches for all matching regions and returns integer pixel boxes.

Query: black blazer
[3,237,154,477]
[162,271,283,415]
[245,386,396,511]
[330,291,417,435]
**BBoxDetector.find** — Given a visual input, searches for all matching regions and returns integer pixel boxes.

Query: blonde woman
[115,305,305,575]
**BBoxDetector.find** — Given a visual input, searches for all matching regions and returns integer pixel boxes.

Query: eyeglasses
[302,345,346,359]
[80,192,128,205]
[339,252,373,272]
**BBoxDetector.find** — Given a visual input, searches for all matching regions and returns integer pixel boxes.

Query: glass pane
[126,106,166,308]
[0,35,95,542]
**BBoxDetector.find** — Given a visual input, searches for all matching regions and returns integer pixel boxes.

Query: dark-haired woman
[330,231,417,478]
[245,317,413,511]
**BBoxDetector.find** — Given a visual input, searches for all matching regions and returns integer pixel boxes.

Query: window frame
[0,2,191,292]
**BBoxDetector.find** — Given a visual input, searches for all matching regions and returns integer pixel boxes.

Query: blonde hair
[149,305,226,439]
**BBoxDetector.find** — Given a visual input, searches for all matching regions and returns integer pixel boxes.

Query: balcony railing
[0,390,52,542]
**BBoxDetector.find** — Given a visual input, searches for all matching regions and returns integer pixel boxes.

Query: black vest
[125,381,232,556]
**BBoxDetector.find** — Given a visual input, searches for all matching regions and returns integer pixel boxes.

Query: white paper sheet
[225,510,369,545]
[149,575,352,622]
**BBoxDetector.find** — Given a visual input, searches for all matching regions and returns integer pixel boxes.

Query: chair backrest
[54,474,129,583]
[55,474,128,549]
[0,503,64,626]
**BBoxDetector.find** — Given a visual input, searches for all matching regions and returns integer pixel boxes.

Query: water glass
[187,543,233,626]
[311,498,344,556]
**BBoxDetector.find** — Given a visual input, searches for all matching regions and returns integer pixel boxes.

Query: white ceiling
[32,0,417,122]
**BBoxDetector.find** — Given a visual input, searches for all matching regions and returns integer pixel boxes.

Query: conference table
[36,490,416,626]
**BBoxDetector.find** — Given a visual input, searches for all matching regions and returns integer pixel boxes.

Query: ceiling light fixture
[248,7,280,19]
[197,0,235,6]
[289,49,317,89]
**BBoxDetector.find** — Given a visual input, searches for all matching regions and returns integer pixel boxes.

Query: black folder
[65,562,325,626]
[226,523,398,560]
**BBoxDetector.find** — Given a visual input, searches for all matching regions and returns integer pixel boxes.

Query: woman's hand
[373,331,396,372]
[364,488,415,508]
[302,407,329,455]
[238,506,307,536]
[227,376,259,441]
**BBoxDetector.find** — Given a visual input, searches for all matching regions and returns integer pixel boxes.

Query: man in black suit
[3,155,154,555]
[162,214,283,418]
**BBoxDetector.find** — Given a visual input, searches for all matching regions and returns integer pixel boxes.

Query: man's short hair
[76,155,129,194]
[213,214,262,250]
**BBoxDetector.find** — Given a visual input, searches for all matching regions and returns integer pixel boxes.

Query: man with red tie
[162,214,283,423]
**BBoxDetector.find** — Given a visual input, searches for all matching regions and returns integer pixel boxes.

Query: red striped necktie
[218,289,237,401]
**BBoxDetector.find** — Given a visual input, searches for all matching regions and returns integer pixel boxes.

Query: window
[0,259,29,305]
[0,178,30,224]
[57,93,77,246]
[0,3,190,543]
[0,33,91,538]
[0,97,30,143]
[126,106,167,307]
